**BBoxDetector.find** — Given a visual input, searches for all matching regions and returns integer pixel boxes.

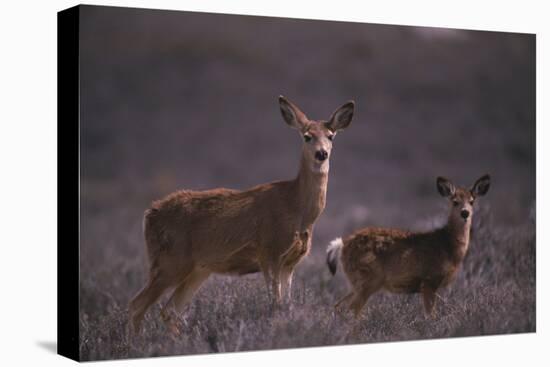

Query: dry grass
[78,203,535,361]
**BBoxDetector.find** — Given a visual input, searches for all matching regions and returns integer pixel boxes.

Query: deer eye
[452,200,460,207]
[303,134,312,142]
[469,200,475,205]
[328,134,334,141]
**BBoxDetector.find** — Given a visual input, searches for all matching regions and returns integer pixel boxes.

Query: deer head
[279,96,354,174]
[437,174,491,224]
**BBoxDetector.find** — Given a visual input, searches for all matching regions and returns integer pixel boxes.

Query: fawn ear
[279,96,308,130]
[471,174,491,197]
[327,101,355,132]
[437,176,456,198]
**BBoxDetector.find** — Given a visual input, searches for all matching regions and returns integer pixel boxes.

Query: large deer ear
[437,176,456,198]
[471,174,491,197]
[327,101,355,132]
[279,96,308,130]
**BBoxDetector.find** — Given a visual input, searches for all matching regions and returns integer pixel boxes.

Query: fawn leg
[334,292,354,313]
[348,281,382,318]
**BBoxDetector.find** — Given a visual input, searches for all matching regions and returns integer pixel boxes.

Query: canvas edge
[57,4,81,362]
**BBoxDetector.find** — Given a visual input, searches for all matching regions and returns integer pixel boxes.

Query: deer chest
[281,229,311,267]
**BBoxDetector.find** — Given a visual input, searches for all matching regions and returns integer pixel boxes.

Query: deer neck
[445,214,472,262]
[293,155,328,229]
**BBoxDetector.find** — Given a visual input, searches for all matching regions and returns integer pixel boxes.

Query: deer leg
[129,273,171,334]
[280,266,294,304]
[334,292,354,313]
[271,268,282,307]
[167,269,210,312]
[348,292,370,318]
[160,269,210,332]
[421,282,438,317]
[261,260,282,309]
[262,268,274,305]
[279,229,308,305]
[348,283,381,318]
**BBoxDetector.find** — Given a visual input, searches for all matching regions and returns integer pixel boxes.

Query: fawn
[129,96,355,332]
[326,174,491,317]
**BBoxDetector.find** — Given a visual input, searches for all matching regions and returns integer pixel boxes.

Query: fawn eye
[453,201,460,207]
[469,200,475,205]
[328,134,334,141]
[303,134,312,142]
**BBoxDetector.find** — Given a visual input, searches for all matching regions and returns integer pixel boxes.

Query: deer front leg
[278,230,308,305]
[262,269,273,304]
[262,265,282,309]
[280,266,294,304]
[271,267,282,307]
[334,292,354,313]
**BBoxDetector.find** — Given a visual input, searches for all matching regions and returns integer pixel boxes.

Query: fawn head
[279,96,354,173]
[437,174,491,224]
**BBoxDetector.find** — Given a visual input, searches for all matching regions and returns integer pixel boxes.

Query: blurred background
[78,5,535,360]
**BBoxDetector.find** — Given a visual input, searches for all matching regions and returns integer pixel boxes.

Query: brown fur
[129,96,355,332]
[328,175,491,318]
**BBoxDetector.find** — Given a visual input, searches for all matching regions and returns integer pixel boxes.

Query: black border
[57,5,80,362]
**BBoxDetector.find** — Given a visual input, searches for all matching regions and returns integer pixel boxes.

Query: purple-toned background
[78,6,535,360]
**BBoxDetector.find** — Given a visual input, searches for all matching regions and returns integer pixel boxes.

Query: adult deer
[129,96,355,332]
[327,174,491,318]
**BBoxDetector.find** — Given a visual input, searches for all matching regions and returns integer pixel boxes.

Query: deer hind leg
[129,272,172,334]
[163,269,210,315]
[421,282,438,318]
[348,285,379,318]
[347,271,384,318]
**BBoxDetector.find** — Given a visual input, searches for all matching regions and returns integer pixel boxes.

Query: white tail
[326,237,343,275]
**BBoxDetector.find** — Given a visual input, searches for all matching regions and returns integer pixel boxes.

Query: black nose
[461,209,470,219]
[315,150,328,161]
